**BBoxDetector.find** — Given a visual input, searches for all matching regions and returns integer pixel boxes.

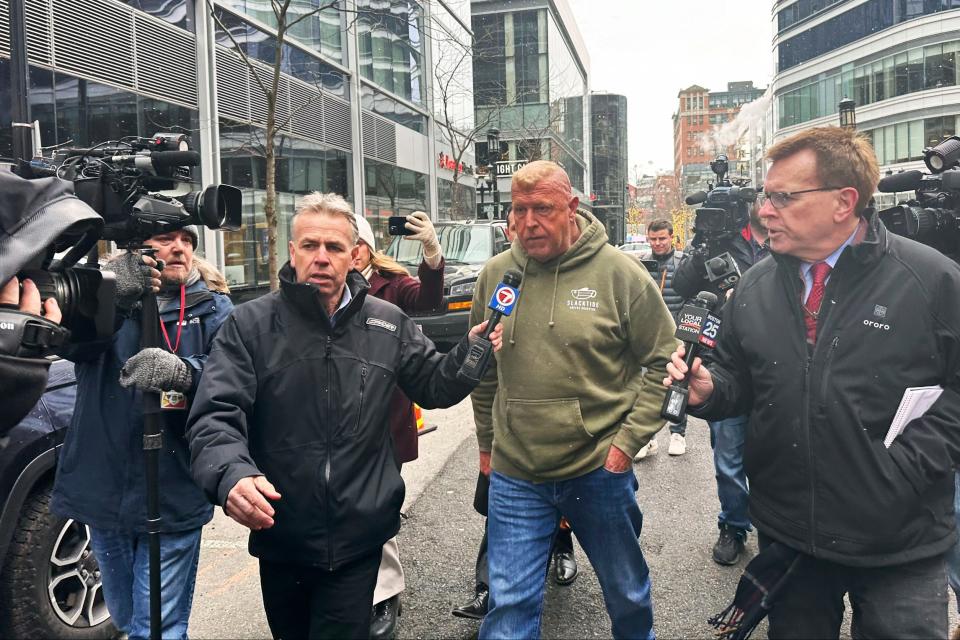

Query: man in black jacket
[636,219,688,458]
[186,192,501,639]
[665,126,959,637]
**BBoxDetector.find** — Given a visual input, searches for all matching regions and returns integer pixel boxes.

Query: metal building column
[194,0,224,266]
[344,0,366,217]
[423,0,439,221]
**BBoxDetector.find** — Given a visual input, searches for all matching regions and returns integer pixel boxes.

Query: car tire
[0,483,116,640]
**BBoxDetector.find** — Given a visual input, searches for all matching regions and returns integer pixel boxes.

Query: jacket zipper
[804,264,842,555]
[818,337,840,401]
[354,366,367,436]
[324,335,334,571]
[803,356,816,554]
[785,265,819,554]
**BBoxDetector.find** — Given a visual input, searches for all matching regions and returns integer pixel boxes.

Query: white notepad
[883,385,944,448]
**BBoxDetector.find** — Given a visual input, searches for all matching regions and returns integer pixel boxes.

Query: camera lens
[18,269,77,325]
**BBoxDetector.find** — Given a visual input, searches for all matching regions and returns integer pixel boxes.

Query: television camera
[8,132,242,347]
[683,154,757,291]
[877,136,960,261]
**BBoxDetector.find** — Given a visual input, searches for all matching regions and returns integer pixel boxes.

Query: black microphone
[149,150,201,168]
[458,269,522,383]
[660,291,721,423]
[685,191,708,206]
[877,169,924,193]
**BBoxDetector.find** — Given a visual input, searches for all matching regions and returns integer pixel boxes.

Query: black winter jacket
[186,265,476,569]
[645,249,686,317]
[673,229,767,301]
[691,211,960,567]
[52,279,232,532]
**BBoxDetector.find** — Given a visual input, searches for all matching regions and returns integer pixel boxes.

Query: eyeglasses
[758,187,843,210]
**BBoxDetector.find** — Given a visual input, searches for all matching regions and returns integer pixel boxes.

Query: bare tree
[209,0,342,291]
[431,5,582,219]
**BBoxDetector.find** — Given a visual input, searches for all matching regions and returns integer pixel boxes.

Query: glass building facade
[777,0,960,72]
[772,0,960,180]
[471,0,589,199]
[778,40,960,128]
[590,93,627,245]
[1,0,474,299]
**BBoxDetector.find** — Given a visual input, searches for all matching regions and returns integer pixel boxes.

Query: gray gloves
[104,253,161,309]
[120,347,193,393]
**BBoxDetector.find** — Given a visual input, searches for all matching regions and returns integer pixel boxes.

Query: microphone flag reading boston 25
[661,291,722,423]
[458,269,522,383]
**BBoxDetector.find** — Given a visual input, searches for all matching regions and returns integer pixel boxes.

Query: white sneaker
[634,439,659,461]
[668,433,686,456]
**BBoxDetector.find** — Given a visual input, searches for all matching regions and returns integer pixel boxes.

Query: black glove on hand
[119,347,193,393]
[104,253,158,309]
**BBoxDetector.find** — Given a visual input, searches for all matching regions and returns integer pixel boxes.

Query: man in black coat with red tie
[664,126,960,638]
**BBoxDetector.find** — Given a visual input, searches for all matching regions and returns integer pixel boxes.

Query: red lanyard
[159,284,186,354]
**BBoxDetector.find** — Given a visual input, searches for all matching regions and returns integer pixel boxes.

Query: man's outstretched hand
[225,476,282,531]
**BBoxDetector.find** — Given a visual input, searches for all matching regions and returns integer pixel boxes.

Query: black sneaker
[712,524,746,566]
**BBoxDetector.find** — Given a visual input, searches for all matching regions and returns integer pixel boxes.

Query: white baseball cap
[355,215,376,251]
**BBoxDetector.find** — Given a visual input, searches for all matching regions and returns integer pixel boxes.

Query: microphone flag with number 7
[458,269,522,382]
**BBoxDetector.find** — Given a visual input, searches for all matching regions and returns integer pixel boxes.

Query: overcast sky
[565,0,774,180]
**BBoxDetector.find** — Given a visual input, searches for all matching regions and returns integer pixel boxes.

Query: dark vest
[653,250,685,317]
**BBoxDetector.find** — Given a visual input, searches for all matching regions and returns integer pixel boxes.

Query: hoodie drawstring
[548,261,560,328]
[509,259,531,345]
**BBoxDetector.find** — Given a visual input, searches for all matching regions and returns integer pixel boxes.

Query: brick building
[672,81,765,197]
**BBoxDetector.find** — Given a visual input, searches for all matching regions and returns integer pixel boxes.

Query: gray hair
[293,192,359,244]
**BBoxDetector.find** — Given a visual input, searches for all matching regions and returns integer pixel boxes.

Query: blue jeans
[708,415,751,533]
[668,416,687,437]
[480,468,655,640]
[948,472,960,613]
[89,527,202,640]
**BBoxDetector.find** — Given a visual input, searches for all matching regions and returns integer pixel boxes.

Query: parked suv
[0,359,115,639]
[385,219,510,351]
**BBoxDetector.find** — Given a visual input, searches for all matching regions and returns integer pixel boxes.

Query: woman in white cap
[355,211,444,640]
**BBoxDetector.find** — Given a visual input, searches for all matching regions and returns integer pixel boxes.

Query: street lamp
[487,128,502,219]
[839,98,857,129]
[476,174,489,219]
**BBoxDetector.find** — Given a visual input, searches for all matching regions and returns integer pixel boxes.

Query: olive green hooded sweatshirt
[469,210,678,482]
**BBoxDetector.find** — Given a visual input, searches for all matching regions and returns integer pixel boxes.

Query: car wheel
[0,483,116,639]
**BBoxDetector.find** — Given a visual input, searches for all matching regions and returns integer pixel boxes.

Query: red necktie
[803,262,832,344]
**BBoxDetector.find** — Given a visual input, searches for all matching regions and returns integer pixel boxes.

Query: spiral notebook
[883,385,943,448]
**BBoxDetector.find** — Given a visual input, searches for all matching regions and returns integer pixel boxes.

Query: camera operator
[672,192,768,566]
[1,169,103,434]
[50,226,234,640]
[636,219,689,459]
[664,127,960,638]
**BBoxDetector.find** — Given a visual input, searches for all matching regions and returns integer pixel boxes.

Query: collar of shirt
[327,282,353,327]
[799,222,860,299]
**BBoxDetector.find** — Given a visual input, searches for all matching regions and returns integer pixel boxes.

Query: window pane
[908,119,924,160]
[884,124,896,164]
[895,122,909,162]
[907,48,924,93]
[925,44,945,89]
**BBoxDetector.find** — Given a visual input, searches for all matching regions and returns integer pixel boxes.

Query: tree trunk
[265,131,278,291]
[265,21,286,292]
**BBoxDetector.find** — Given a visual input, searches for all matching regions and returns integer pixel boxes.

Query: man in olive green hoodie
[470,161,677,639]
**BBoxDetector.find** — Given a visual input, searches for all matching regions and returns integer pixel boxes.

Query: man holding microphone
[663,126,960,637]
